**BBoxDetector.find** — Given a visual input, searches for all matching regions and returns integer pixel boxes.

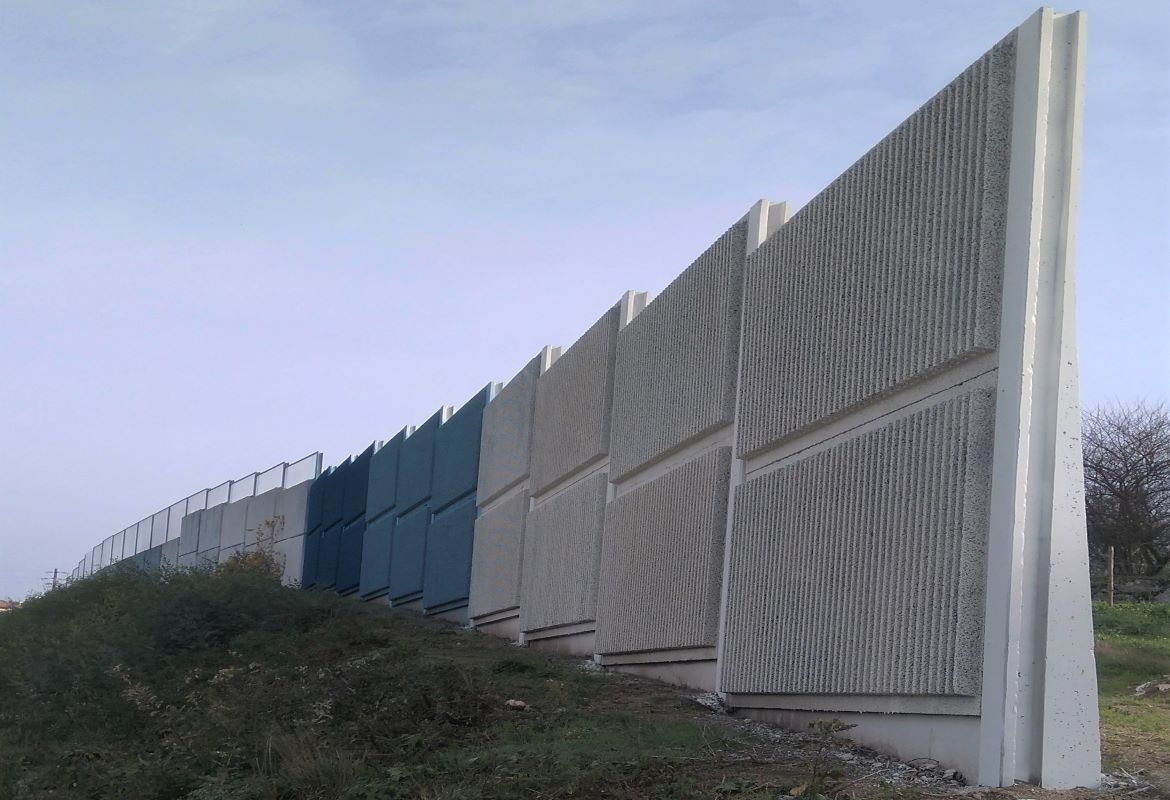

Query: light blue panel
[388,504,428,604]
[337,518,365,595]
[151,510,169,548]
[359,514,395,600]
[432,386,492,513]
[423,494,477,614]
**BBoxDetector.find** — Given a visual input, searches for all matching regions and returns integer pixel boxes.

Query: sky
[1,1,1167,600]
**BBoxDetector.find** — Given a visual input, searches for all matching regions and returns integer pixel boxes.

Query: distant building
[0,600,19,613]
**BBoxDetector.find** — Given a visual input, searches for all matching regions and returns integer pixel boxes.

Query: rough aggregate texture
[468,490,529,618]
[477,356,540,506]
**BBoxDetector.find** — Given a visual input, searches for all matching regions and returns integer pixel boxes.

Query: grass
[0,558,807,800]
[2,559,1168,798]
[1093,602,1170,791]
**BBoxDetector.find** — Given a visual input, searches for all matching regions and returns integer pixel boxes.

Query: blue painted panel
[337,518,365,595]
[359,514,394,599]
[302,530,320,589]
[423,494,477,612]
[396,410,442,514]
[432,385,493,512]
[388,504,429,603]
[368,430,407,522]
[306,470,327,533]
[317,524,341,589]
[323,461,348,529]
[343,444,374,525]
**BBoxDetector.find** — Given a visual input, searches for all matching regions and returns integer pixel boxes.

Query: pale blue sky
[1,1,1167,599]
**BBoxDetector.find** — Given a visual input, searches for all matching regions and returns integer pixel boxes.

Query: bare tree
[1082,401,1170,576]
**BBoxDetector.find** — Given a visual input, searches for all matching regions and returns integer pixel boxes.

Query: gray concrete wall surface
[596,447,732,655]
[530,308,619,494]
[521,470,608,633]
[735,36,1013,460]
[477,356,540,506]
[468,489,528,619]
[609,221,747,481]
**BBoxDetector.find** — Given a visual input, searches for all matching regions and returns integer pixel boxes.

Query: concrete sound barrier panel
[143,545,163,570]
[717,10,1097,789]
[530,308,620,495]
[388,504,429,605]
[197,505,223,552]
[609,220,749,481]
[322,460,347,529]
[302,530,320,589]
[317,524,341,589]
[160,538,180,568]
[197,548,219,569]
[596,447,731,656]
[432,385,496,513]
[423,493,477,616]
[343,444,375,525]
[274,481,311,543]
[245,489,279,549]
[397,410,447,514]
[178,513,199,556]
[337,518,365,595]
[273,534,305,586]
[220,497,249,550]
[521,470,608,635]
[477,355,541,506]
[359,514,395,600]
[177,551,197,569]
[367,429,409,523]
[468,490,528,621]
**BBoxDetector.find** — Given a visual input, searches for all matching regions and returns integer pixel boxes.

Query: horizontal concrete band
[471,606,520,625]
[724,693,980,716]
[595,646,715,666]
[523,620,596,641]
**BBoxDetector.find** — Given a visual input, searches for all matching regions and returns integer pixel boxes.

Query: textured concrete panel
[301,530,320,588]
[432,386,492,512]
[469,490,528,619]
[245,489,278,549]
[217,544,241,565]
[197,504,223,552]
[530,307,619,493]
[322,461,346,529]
[722,388,995,696]
[397,411,441,513]
[317,524,341,589]
[343,444,374,525]
[143,545,163,570]
[197,548,219,569]
[423,494,477,611]
[521,471,608,632]
[220,497,249,550]
[359,514,394,599]
[273,534,305,586]
[177,551,198,569]
[596,447,732,654]
[610,222,747,479]
[275,481,311,542]
[160,538,180,568]
[306,471,326,533]
[337,518,365,594]
[388,504,429,603]
[478,356,540,506]
[178,513,199,556]
[367,430,407,522]
[736,40,1014,458]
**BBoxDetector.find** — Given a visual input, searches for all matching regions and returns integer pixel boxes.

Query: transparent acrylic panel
[185,489,208,513]
[256,464,284,495]
[151,509,169,548]
[284,453,322,487]
[110,531,124,564]
[228,474,256,503]
[136,519,153,554]
[207,481,230,507]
